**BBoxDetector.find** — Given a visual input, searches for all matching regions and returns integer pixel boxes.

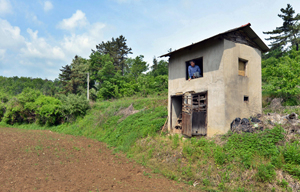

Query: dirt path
[0,127,191,192]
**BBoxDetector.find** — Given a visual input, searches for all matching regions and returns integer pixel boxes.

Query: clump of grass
[256,163,276,182]
[282,141,300,165]
[277,179,289,188]
[171,134,179,149]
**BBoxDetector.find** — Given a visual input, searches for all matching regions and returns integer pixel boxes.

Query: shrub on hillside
[0,102,5,121]
[3,89,42,124]
[262,52,300,105]
[3,97,24,124]
[33,95,62,126]
[58,94,90,122]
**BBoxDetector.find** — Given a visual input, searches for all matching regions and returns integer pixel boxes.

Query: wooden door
[192,111,206,135]
[182,94,192,137]
[182,112,192,137]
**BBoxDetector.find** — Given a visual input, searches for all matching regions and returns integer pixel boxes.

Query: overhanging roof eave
[159,23,269,57]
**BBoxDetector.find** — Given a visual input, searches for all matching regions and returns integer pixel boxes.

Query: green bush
[0,102,5,121]
[3,97,25,124]
[58,94,90,122]
[3,89,42,124]
[256,163,276,182]
[262,54,300,102]
[33,95,62,126]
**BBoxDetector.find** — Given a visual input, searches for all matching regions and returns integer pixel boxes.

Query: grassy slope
[1,93,300,192]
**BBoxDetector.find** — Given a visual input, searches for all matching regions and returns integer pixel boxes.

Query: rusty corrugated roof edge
[159,23,269,58]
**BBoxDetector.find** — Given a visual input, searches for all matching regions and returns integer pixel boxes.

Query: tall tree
[263,4,300,54]
[58,55,89,95]
[93,35,132,75]
[125,55,149,81]
[150,56,168,77]
[59,65,72,86]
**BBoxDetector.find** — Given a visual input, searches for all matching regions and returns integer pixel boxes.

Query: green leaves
[256,163,276,182]
[225,126,285,158]
[282,141,300,165]
[0,76,62,96]
[59,56,89,95]
[34,95,62,126]
[58,94,90,123]
[262,51,300,103]
[125,55,149,80]
[1,89,90,126]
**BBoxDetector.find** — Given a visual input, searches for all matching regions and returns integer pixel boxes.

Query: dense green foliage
[262,48,300,104]
[0,76,62,96]
[58,56,89,95]
[55,35,169,100]
[58,94,90,122]
[1,88,89,126]
[93,35,132,75]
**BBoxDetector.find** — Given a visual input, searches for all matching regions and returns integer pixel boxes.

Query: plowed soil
[0,127,191,192]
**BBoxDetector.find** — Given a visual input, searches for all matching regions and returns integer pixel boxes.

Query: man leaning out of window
[188,60,201,81]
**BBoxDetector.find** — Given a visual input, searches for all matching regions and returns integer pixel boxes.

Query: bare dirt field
[0,127,191,192]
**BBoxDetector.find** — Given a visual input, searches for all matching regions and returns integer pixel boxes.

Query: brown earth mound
[117,104,141,122]
[0,127,191,191]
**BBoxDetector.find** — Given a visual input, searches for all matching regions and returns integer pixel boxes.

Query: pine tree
[93,35,132,75]
[263,4,300,53]
[58,55,88,95]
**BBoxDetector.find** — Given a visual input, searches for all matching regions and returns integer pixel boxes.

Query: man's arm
[188,66,192,81]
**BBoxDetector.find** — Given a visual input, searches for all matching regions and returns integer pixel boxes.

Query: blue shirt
[188,65,201,78]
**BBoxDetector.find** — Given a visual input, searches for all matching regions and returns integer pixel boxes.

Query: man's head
[190,60,195,67]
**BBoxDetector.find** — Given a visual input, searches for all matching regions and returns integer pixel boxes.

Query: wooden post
[87,72,89,101]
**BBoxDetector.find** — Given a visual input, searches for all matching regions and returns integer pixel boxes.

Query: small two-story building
[160,23,269,137]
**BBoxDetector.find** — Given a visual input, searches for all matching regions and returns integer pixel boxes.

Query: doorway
[171,91,207,137]
[182,92,207,136]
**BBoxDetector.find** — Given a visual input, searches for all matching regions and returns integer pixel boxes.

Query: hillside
[1,94,300,191]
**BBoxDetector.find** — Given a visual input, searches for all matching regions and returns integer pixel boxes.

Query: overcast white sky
[0,0,299,80]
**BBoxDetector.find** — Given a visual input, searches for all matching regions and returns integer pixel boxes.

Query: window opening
[244,96,249,102]
[185,57,203,80]
[238,58,247,76]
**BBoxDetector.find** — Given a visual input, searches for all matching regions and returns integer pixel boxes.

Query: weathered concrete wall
[223,40,262,132]
[168,39,226,137]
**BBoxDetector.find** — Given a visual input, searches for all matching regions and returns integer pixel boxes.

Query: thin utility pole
[87,72,89,101]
